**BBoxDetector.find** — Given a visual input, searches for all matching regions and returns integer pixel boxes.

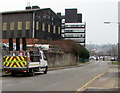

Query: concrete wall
[45,52,76,67]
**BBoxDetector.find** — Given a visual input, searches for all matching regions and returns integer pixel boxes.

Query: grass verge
[112,61,120,65]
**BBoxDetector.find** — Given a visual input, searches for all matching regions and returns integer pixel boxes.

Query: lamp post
[104,22,120,62]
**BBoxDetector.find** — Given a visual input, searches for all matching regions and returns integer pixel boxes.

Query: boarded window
[42,23,45,31]
[10,22,14,30]
[36,21,39,30]
[53,26,56,33]
[18,22,22,30]
[58,26,61,34]
[3,22,7,31]
[26,21,30,30]
[48,25,50,32]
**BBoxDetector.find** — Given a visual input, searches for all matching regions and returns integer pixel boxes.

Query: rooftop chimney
[57,13,61,18]
[26,6,31,10]
[32,6,40,9]
[26,2,31,10]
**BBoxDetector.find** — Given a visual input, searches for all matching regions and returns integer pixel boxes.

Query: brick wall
[2,38,47,45]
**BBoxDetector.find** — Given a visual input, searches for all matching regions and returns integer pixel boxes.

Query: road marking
[76,70,108,93]
[87,87,109,89]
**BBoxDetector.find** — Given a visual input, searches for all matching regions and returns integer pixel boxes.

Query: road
[2,61,110,92]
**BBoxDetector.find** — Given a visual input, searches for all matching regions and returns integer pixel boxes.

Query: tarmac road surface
[2,61,109,91]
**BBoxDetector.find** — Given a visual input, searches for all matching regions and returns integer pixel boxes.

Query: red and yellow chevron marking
[3,56,27,67]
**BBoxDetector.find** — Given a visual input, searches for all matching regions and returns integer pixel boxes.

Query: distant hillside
[86,44,118,56]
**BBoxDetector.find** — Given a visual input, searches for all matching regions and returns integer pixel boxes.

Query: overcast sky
[0,0,119,45]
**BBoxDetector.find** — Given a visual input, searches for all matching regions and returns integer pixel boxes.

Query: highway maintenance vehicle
[3,38,48,76]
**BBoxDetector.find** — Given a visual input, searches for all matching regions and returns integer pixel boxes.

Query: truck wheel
[44,67,48,74]
[11,72,16,77]
[30,69,35,76]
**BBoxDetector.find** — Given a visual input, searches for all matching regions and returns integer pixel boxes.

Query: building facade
[57,9,86,46]
[63,23,86,46]
[2,6,61,41]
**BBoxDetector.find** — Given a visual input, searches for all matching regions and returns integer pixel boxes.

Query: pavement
[48,61,120,92]
[81,64,119,93]
[1,61,119,92]
[2,61,109,91]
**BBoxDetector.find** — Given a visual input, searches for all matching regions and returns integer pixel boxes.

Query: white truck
[3,44,48,76]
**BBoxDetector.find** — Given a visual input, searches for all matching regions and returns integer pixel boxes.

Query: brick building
[2,6,61,44]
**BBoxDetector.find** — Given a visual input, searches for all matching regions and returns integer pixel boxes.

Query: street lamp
[104,21,120,62]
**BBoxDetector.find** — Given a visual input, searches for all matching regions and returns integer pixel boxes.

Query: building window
[65,25,85,28]
[58,26,60,34]
[42,23,45,31]
[18,22,22,30]
[3,22,7,31]
[26,21,30,30]
[53,26,56,33]
[36,21,39,30]
[48,25,50,32]
[10,22,14,30]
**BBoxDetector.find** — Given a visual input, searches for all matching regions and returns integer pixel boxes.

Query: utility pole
[118,23,120,62]
[104,22,120,62]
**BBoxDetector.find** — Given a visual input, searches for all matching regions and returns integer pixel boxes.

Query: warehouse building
[2,6,61,42]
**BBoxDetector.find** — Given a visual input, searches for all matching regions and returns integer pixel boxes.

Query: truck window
[30,51,42,62]
[43,53,47,60]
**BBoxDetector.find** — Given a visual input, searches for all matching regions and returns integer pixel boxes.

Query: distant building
[57,8,86,46]
[2,6,61,42]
